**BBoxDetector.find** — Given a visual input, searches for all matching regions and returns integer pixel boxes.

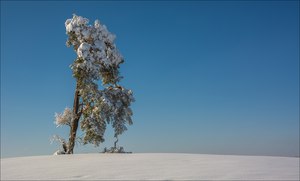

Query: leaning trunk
[67,83,81,154]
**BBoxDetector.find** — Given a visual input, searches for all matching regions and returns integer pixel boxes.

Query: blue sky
[1,1,299,158]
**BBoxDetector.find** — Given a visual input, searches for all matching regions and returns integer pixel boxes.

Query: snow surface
[1,153,299,180]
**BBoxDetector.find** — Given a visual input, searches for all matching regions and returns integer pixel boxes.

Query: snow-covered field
[1,153,299,180]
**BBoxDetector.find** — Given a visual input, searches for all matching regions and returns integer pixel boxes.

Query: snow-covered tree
[54,14,134,154]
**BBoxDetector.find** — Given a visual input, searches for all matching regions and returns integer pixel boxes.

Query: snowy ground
[1,153,299,180]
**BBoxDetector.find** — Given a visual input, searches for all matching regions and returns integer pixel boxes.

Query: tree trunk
[114,138,118,148]
[67,83,81,154]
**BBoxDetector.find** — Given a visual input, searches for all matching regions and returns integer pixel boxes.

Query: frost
[54,107,73,127]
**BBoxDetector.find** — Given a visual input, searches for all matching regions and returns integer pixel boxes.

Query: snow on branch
[65,14,123,85]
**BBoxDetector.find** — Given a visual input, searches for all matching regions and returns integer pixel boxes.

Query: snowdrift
[1,153,299,180]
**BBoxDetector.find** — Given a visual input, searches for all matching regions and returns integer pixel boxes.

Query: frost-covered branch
[50,135,68,153]
[54,107,74,127]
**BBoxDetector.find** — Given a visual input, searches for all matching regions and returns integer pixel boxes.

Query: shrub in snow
[102,138,132,153]
[50,135,68,154]
[52,14,134,154]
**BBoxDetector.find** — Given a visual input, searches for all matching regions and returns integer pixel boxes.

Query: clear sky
[1,1,299,158]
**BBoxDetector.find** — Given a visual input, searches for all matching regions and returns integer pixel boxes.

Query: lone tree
[54,14,134,154]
